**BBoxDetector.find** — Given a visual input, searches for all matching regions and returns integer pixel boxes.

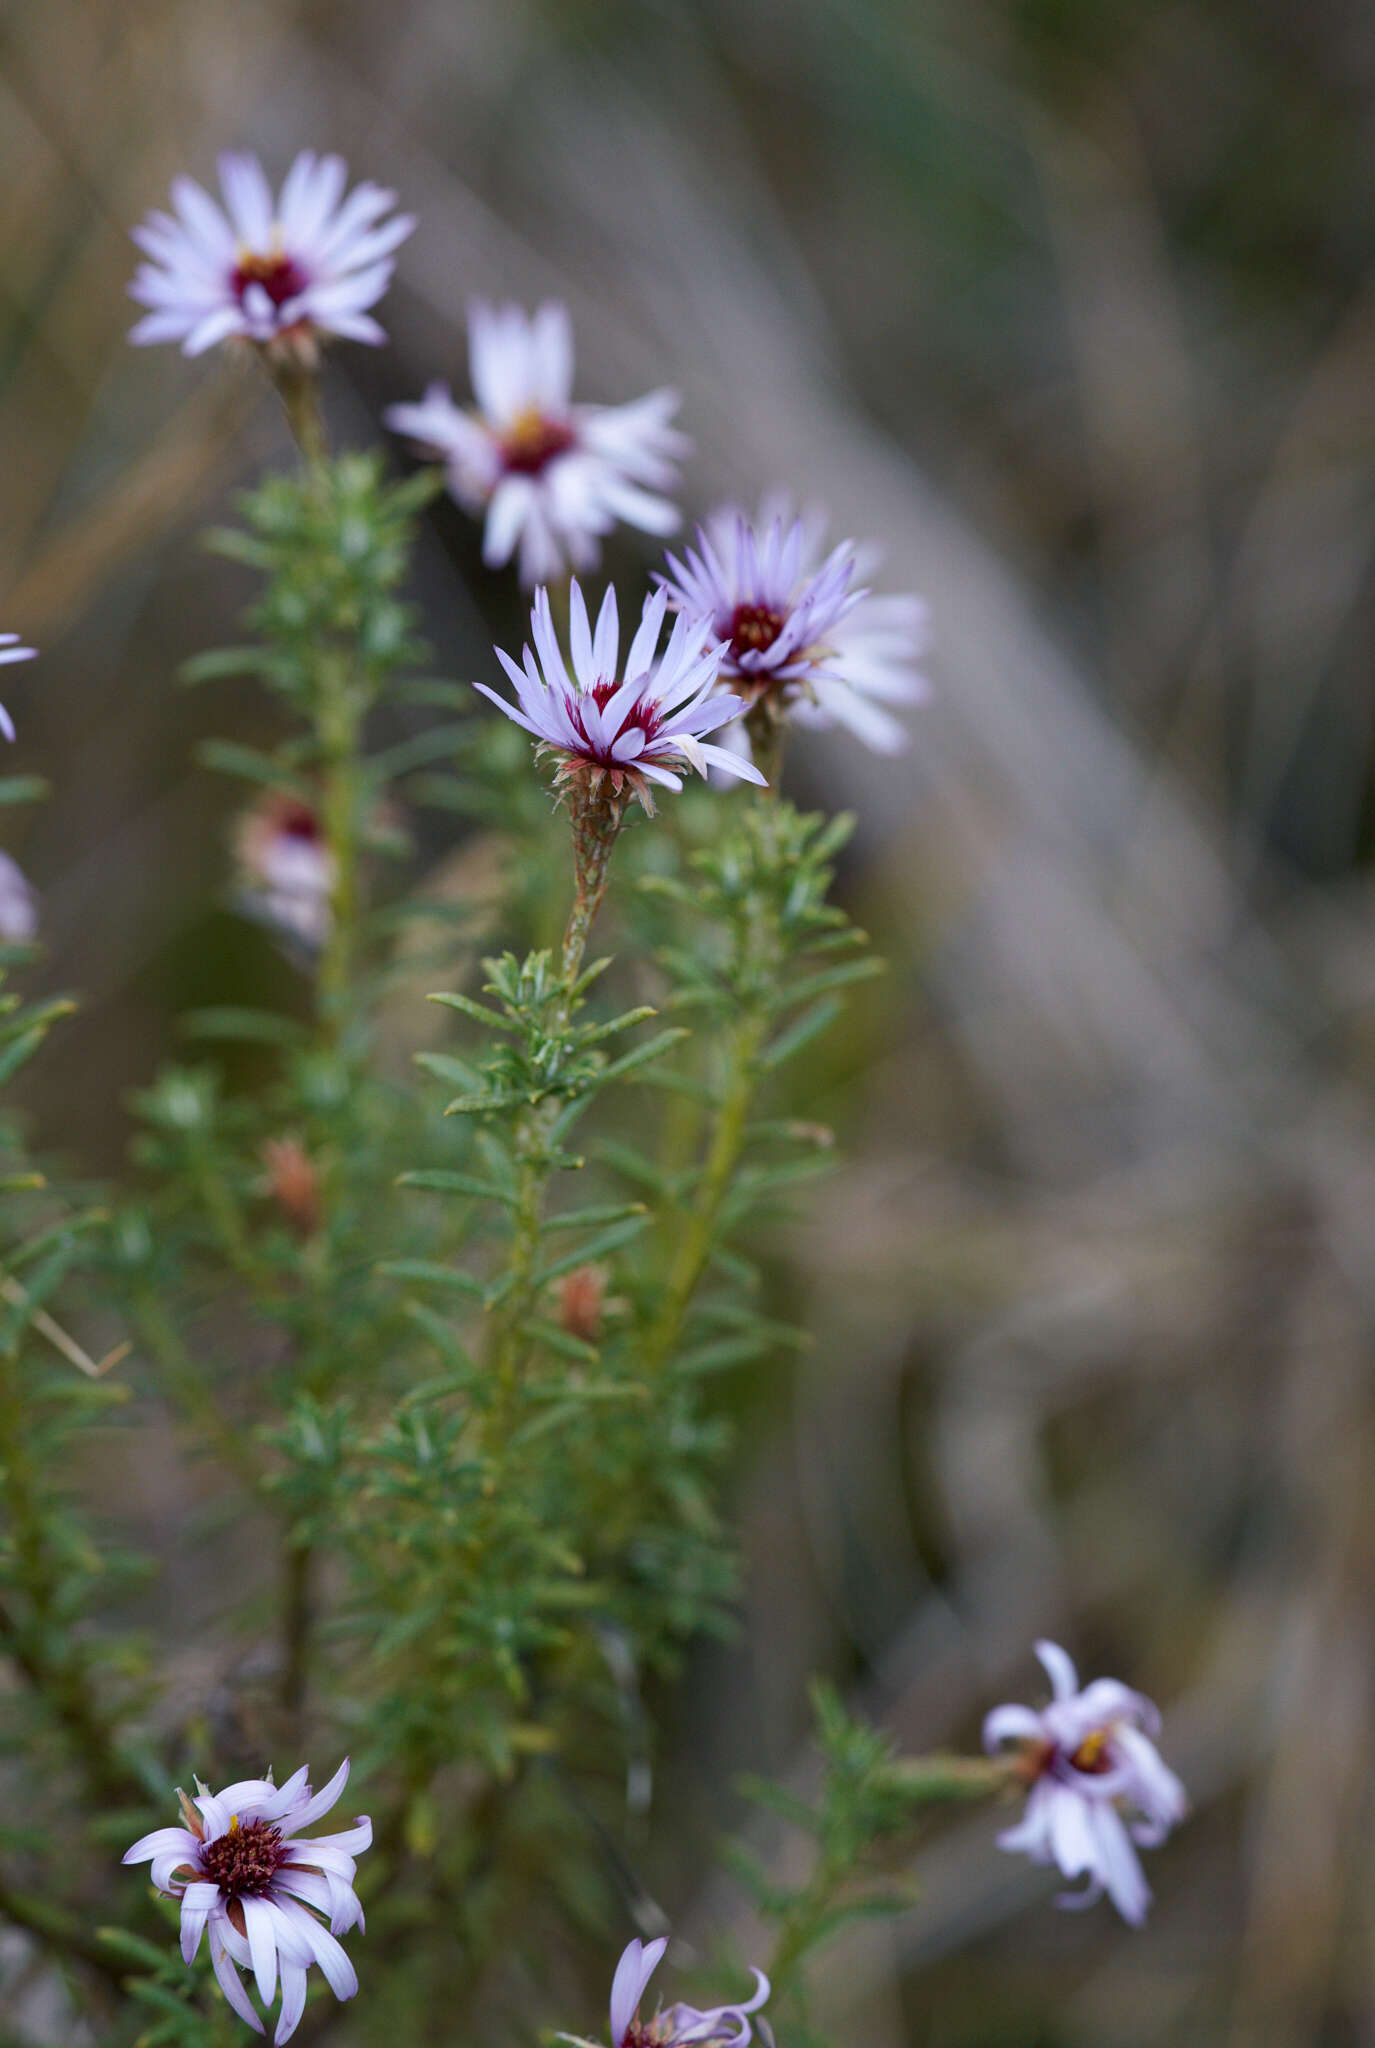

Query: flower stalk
[271,355,329,473]
[488,784,628,1425]
[743,702,785,796]
[644,1001,769,1374]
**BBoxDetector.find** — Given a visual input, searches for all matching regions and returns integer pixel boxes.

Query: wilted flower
[476,581,764,814]
[0,852,37,942]
[0,634,36,742]
[983,1639,1187,1925]
[235,794,335,952]
[128,151,414,358]
[659,501,926,756]
[384,302,687,586]
[122,1759,371,2044]
[598,1937,770,2048]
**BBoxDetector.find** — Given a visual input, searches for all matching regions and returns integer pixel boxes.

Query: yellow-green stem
[643,1003,769,1372]
[271,354,328,472]
[316,653,363,1045]
[765,1753,1013,2001]
[263,353,354,1727]
[487,791,625,1434]
[745,702,786,796]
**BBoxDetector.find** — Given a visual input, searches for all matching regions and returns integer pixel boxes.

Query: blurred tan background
[6,0,1375,2040]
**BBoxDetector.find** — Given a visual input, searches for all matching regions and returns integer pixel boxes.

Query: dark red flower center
[200,1817,286,1898]
[276,802,323,844]
[1068,1729,1113,1775]
[502,407,577,476]
[231,250,307,311]
[621,2024,660,2048]
[727,602,786,658]
[568,677,660,760]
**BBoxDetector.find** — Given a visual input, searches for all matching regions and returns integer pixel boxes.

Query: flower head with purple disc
[123,1759,371,2043]
[128,152,413,357]
[659,500,926,756]
[385,302,687,587]
[476,581,765,814]
[983,1640,1187,1925]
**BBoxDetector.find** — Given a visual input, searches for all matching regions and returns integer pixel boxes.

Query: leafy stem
[269,354,329,473]
[643,1001,769,1373]
[316,647,364,1044]
[488,787,627,1428]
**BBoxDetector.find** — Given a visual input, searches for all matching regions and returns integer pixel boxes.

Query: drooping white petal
[982,1703,1046,1751]
[273,1897,358,2000]
[209,1928,266,2035]
[696,743,766,785]
[123,1825,201,1867]
[179,1881,221,1964]
[275,1960,310,2046]
[240,1894,281,2006]
[1088,1801,1152,1926]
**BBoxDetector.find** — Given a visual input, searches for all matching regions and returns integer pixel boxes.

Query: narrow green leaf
[179,1008,310,1046]
[402,1300,478,1370]
[178,646,266,686]
[0,775,49,806]
[363,723,473,784]
[414,1050,481,1088]
[444,1090,527,1116]
[674,1333,769,1375]
[195,740,311,798]
[426,991,519,1032]
[397,1169,516,1207]
[0,1026,46,1087]
[531,1215,649,1287]
[594,1026,690,1086]
[588,1141,670,1195]
[758,996,844,1072]
[772,956,884,1012]
[378,1259,485,1297]
[574,1005,658,1047]
[520,1319,600,1363]
[542,1201,647,1233]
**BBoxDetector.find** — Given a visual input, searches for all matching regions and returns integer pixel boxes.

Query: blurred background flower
[3,0,1374,2041]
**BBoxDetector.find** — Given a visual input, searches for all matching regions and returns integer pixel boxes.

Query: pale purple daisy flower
[659,500,926,756]
[384,302,687,587]
[476,581,765,814]
[605,1936,770,2048]
[128,152,414,358]
[0,634,36,742]
[983,1640,1187,1926]
[234,793,335,953]
[0,853,37,943]
[122,1759,370,2044]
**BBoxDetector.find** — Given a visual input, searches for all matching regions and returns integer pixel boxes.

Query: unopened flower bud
[262,1137,322,1237]
[558,1265,606,1345]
